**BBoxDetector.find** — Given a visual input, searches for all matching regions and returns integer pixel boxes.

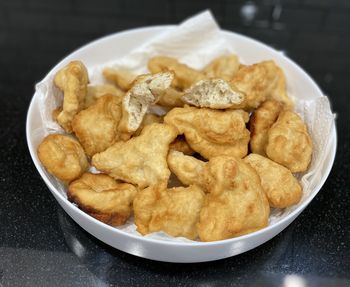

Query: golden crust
[197,156,270,242]
[158,87,184,107]
[249,100,284,156]
[134,113,163,136]
[85,84,124,108]
[148,56,205,90]
[102,68,136,91]
[72,95,122,157]
[266,110,313,173]
[68,173,137,226]
[203,54,240,81]
[169,135,195,155]
[230,60,292,110]
[164,106,250,159]
[54,61,89,132]
[37,134,88,182]
[244,154,302,208]
[133,184,205,239]
[92,123,177,188]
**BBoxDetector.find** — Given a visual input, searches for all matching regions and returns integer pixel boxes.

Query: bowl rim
[26,25,337,247]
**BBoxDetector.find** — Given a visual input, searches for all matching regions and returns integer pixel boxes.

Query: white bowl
[26,26,337,263]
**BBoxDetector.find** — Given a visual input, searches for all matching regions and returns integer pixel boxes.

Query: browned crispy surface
[169,135,195,155]
[102,68,136,91]
[203,54,240,81]
[85,84,124,108]
[158,87,184,107]
[134,113,163,136]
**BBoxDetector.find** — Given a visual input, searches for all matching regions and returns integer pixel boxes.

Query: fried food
[182,78,244,109]
[249,100,284,156]
[167,150,206,188]
[169,135,195,155]
[118,72,174,134]
[244,154,302,208]
[266,110,312,172]
[133,184,205,239]
[197,156,270,241]
[148,56,205,90]
[134,113,163,136]
[164,106,250,159]
[158,87,184,107]
[203,54,240,81]
[85,84,124,108]
[230,60,292,110]
[68,173,137,226]
[92,123,177,188]
[37,134,88,182]
[102,67,136,91]
[54,61,89,132]
[72,95,122,156]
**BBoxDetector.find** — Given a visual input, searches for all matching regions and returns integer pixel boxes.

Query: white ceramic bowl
[26,26,337,263]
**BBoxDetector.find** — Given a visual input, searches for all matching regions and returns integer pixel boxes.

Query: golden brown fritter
[158,87,184,107]
[169,136,195,155]
[266,110,313,173]
[203,54,240,81]
[102,67,136,91]
[37,134,88,182]
[134,113,163,136]
[54,61,89,132]
[92,123,177,188]
[244,154,302,208]
[85,84,124,108]
[68,173,137,226]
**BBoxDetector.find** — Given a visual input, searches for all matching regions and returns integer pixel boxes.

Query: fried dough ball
[148,56,205,90]
[158,87,184,107]
[54,61,89,132]
[203,54,240,81]
[92,123,177,188]
[72,95,122,156]
[164,106,250,159]
[197,156,270,241]
[244,154,302,208]
[249,100,284,156]
[266,110,313,172]
[68,173,137,226]
[169,136,195,155]
[102,67,137,91]
[85,84,124,108]
[134,113,163,136]
[37,134,88,182]
[133,184,205,240]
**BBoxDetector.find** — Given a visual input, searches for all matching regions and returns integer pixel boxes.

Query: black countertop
[1,0,349,286]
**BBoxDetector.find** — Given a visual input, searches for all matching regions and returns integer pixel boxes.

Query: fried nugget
[164,106,250,159]
[72,95,122,156]
[102,68,136,91]
[197,156,270,242]
[169,135,195,155]
[230,60,292,110]
[244,154,302,208]
[148,56,205,90]
[134,113,163,136]
[158,87,184,107]
[167,150,205,188]
[203,54,240,81]
[133,184,205,239]
[37,134,88,182]
[182,78,244,109]
[68,173,137,226]
[54,61,89,132]
[85,84,124,108]
[118,72,174,134]
[249,100,284,156]
[92,123,177,188]
[266,110,312,172]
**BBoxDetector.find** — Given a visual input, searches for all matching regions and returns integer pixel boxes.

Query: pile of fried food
[37,54,313,242]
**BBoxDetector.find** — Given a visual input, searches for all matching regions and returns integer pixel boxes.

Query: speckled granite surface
[0,0,349,286]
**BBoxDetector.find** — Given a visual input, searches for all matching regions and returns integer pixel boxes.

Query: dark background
[0,0,349,286]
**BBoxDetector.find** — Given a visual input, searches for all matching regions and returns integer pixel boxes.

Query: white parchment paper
[35,11,335,242]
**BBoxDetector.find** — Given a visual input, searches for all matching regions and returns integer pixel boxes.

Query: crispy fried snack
[230,60,292,110]
[158,87,184,107]
[197,156,270,242]
[85,84,124,108]
[68,173,137,226]
[148,56,205,90]
[54,61,89,132]
[182,78,244,109]
[203,54,240,81]
[102,68,136,91]
[169,135,195,155]
[37,134,88,182]
[266,110,312,172]
[244,154,302,208]
[133,184,205,239]
[164,106,250,159]
[72,95,122,156]
[134,113,163,136]
[92,123,177,188]
[167,150,205,188]
[249,100,284,156]
[118,72,174,134]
